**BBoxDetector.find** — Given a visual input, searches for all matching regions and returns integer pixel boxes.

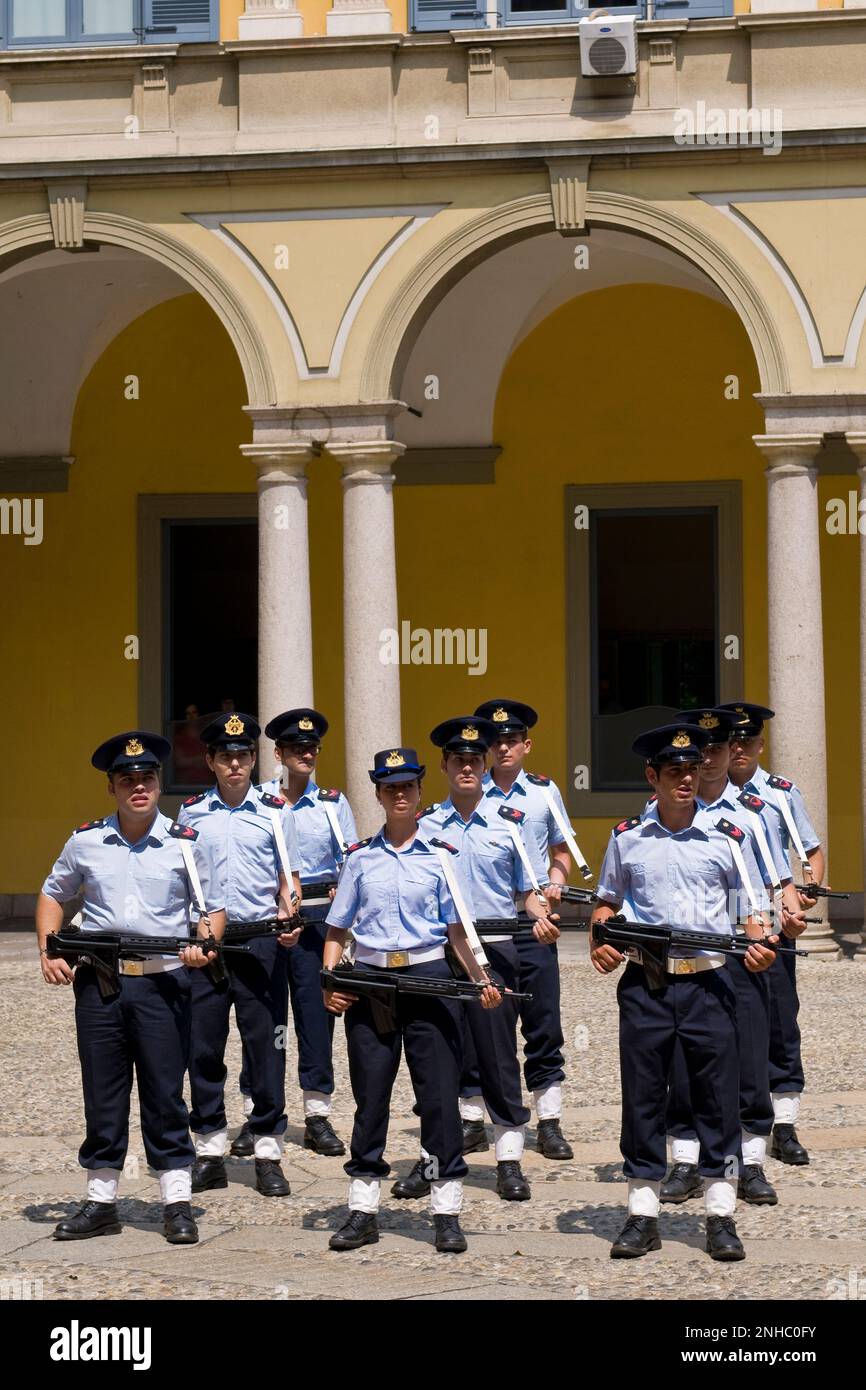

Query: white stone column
[754,433,838,957]
[331,441,404,835]
[238,0,304,40]
[326,0,393,37]
[241,442,315,775]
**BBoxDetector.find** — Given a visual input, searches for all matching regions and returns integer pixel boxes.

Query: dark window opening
[590,508,717,791]
[162,517,257,794]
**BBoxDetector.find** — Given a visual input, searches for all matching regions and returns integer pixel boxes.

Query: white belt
[666,954,725,976]
[119,957,184,977]
[303,896,331,908]
[482,935,510,945]
[354,945,445,969]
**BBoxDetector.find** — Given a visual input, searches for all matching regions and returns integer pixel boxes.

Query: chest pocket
[625,861,651,894]
[357,861,395,910]
[399,864,442,922]
[135,868,178,911]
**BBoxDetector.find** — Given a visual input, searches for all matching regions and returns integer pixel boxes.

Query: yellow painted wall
[2,283,860,893]
[220,0,245,40]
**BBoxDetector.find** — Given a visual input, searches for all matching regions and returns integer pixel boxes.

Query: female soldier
[322,747,501,1255]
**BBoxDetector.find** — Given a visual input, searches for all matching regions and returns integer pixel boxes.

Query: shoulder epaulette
[318,788,342,803]
[346,838,371,855]
[613,816,641,837]
[767,774,793,792]
[526,773,551,787]
[259,792,286,809]
[416,802,439,821]
[430,837,458,854]
[648,793,658,804]
[74,818,105,834]
[168,822,199,841]
[182,791,207,808]
[715,817,746,842]
[498,805,526,825]
[737,792,767,813]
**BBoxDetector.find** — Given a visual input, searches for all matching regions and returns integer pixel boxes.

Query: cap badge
[385,750,405,767]
[699,714,719,729]
[124,738,144,757]
[461,725,479,741]
[224,714,245,737]
[492,708,508,722]
[299,717,314,731]
[672,731,691,748]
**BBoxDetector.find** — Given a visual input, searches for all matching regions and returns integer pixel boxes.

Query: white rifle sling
[179,839,208,918]
[268,808,299,905]
[727,836,762,918]
[741,808,783,894]
[502,818,547,907]
[322,800,348,865]
[768,786,810,872]
[433,847,490,972]
[539,785,593,880]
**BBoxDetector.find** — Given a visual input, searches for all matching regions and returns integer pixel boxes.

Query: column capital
[752,433,823,475]
[332,440,406,483]
[845,432,866,472]
[241,441,316,481]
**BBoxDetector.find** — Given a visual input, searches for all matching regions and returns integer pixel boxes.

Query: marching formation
[35,699,829,1260]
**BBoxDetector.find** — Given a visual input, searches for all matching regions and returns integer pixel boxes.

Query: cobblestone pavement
[1,929,864,1301]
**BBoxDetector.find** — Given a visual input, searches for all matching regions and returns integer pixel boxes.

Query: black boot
[254,1158,291,1197]
[191,1156,228,1192]
[771,1124,809,1165]
[434,1215,467,1254]
[536,1118,574,1160]
[496,1161,531,1201]
[54,1200,122,1241]
[738,1164,778,1205]
[706,1215,745,1261]
[163,1201,199,1245]
[391,1158,431,1200]
[461,1119,490,1154]
[304,1116,346,1157]
[660,1162,702,1203]
[329,1211,379,1251]
[611,1215,662,1258]
[230,1121,254,1158]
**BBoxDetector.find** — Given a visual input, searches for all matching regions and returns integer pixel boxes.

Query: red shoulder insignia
[317,788,342,803]
[74,819,106,834]
[497,805,526,825]
[767,774,793,792]
[737,792,766,813]
[415,803,439,821]
[648,794,658,804]
[526,773,551,787]
[182,792,207,807]
[715,817,745,841]
[168,822,198,841]
[430,837,458,855]
[613,816,641,837]
[260,792,286,809]
[346,838,371,855]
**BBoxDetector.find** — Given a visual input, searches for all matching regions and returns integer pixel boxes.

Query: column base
[799,921,842,961]
[238,13,304,40]
[326,8,393,35]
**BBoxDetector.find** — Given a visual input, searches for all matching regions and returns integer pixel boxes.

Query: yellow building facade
[1,5,864,952]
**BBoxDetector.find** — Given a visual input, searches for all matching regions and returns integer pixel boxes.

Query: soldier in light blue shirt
[177,712,302,1199]
[591,723,776,1263]
[722,700,823,1166]
[36,731,226,1247]
[322,747,500,1256]
[264,706,358,1157]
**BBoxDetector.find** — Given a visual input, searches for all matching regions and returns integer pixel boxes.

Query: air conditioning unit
[579,13,637,78]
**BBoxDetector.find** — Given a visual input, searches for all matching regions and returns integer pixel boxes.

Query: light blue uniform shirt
[597,801,769,958]
[177,783,300,923]
[480,768,570,864]
[706,780,790,886]
[325,827,464,952]
[746,766,820,856]
[42,810,223,939]
[418,796,549,919]
[276,778,358,885]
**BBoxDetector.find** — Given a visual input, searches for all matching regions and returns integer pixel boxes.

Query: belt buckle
[387,950,409,968]
[122,959,144,977]
[674,958,696,976]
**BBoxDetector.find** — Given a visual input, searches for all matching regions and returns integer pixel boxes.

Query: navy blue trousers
[462,940,530,1129]
[74,965,195,1171]
[189,935,289,1137]
[460,935,565,1098]
[287,910,336,1094]
[344,959,467,1181]
[618,963,741,1180]
[666,954,774,1140]
[767,937,804,1094]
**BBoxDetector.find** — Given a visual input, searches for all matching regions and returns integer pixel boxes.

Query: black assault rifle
[46,928,248,1000]
[793,885,850,900]
[321,963,532,1034]
[475,914,588,939]
[592,915,808,993]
